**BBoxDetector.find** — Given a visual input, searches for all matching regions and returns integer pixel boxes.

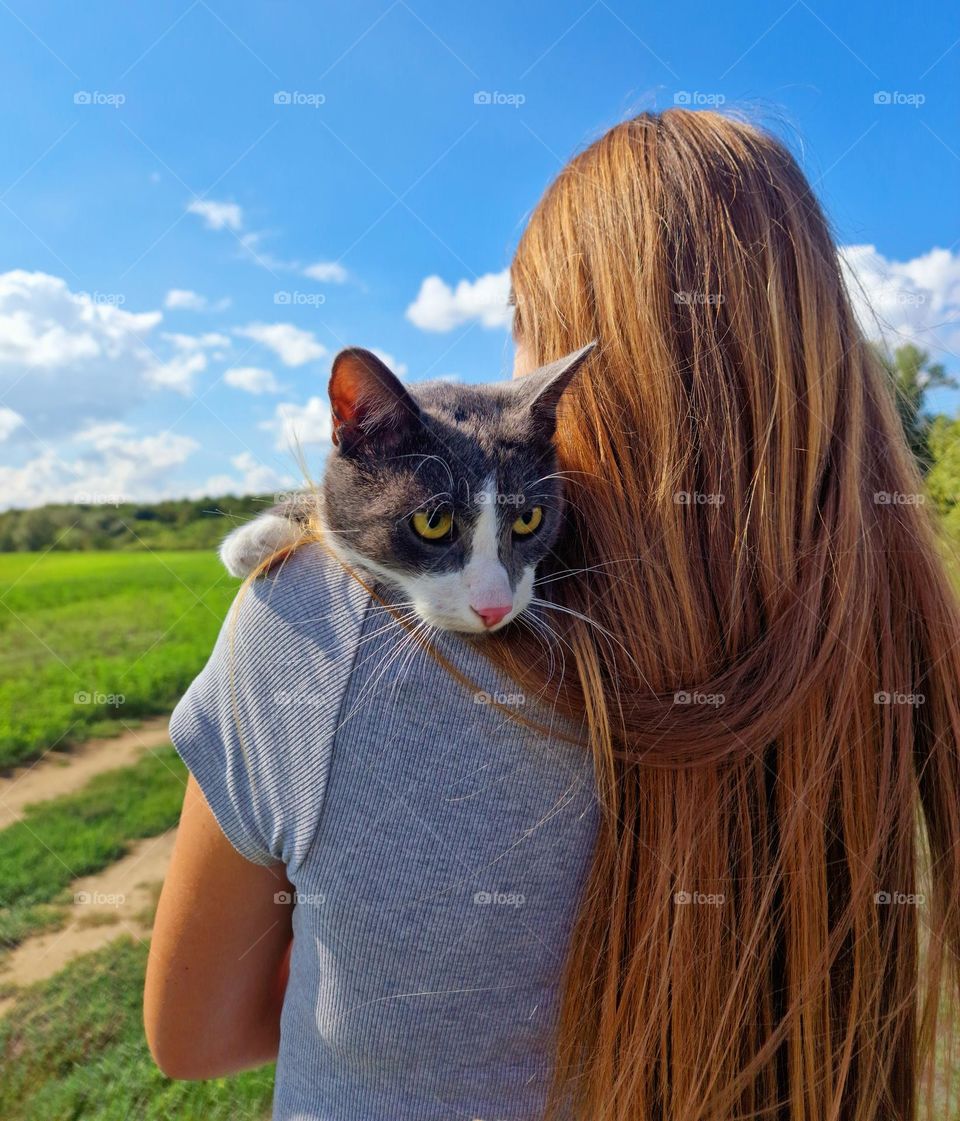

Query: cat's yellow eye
[512,506,543,536]
[412,509,454,541]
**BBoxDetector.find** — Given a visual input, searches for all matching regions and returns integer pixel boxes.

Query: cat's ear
[516,341,596,434]
[328,348,420,452]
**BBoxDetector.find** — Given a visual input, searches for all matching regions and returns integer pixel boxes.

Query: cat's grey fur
[220,343,595,633]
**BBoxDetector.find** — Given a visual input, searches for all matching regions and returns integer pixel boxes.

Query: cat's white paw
[219,514,305,578]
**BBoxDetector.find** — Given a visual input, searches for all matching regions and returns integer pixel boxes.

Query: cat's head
[321,343,595,634]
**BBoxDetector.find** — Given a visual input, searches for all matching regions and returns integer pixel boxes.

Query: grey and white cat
[220,342,595,634]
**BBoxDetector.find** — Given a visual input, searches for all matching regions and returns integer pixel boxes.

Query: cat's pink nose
[471,603,511,628]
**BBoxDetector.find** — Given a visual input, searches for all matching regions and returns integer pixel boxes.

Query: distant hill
[0,495,280,552]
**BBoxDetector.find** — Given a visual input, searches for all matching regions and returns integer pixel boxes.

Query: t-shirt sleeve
[168,544,371,871]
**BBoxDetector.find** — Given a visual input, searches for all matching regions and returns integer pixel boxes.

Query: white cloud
[145,351,207,394]
[840,245,960,358]
[262,397,332,451]
[200,451,297,497]
[0,270,164,435]
[406,269,512,332]
[164,288,231,312]
[414,372,461,384]
[0,271,161,368]
[187,199,243,232]
[303,261,348,283]
[224,366,279,394]
[0,407,25,440]
[0,424,198,510]
[149,332,229,391]
[183,202,341,284]
[371,349,408,377]
[237,233,290,271]
[77,422,196,466]
[162,331,230,352]
[165,288,206,311]
[234,322,326,367]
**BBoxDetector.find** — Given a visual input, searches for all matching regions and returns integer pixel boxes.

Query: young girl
[145,110,960,1121]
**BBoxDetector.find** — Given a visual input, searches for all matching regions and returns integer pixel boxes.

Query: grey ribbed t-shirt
[169,543,598,1121]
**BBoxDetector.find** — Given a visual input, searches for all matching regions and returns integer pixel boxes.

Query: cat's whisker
[354,614,420,649]
[529,596,651,687]
[339,617,430,726]
[536,496,590,521]
[386,453,455,490]
[361,600,420,627]
[527,469,600,490]
[378,619,435,697]
[515,610,563,690]
[398,492,455,522]
[519,606,575,694]
[514,611,550,673]
[349,615,423,676]
[362,610,419,630]
[534,557,641,586]
[522,616,577,713]
[211,507,276,526]
[390,619,435,700]
[367,599,418,613]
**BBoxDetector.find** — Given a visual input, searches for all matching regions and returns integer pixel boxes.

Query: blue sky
[0,0,957,508]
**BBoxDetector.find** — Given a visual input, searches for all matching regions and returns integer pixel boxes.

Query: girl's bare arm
[144,775,294,1079]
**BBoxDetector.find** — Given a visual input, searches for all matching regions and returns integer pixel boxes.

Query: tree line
[0,494,277,553]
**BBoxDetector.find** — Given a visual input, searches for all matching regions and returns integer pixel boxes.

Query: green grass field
[0,748,187,951]
[0,548,270,1117]
[0,938,274,1121]
[0,551,237,768]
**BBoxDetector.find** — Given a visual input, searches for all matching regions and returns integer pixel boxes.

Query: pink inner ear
[327,347,414,448]
[329,357,367,425]
[329,354,378,444]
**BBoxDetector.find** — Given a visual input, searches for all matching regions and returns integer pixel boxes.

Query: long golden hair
[481,109,960,1120]
[247,108,960,1120]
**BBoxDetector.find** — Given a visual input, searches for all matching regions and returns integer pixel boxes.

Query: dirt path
[0,828,177,1016]
[0,717,172,830]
